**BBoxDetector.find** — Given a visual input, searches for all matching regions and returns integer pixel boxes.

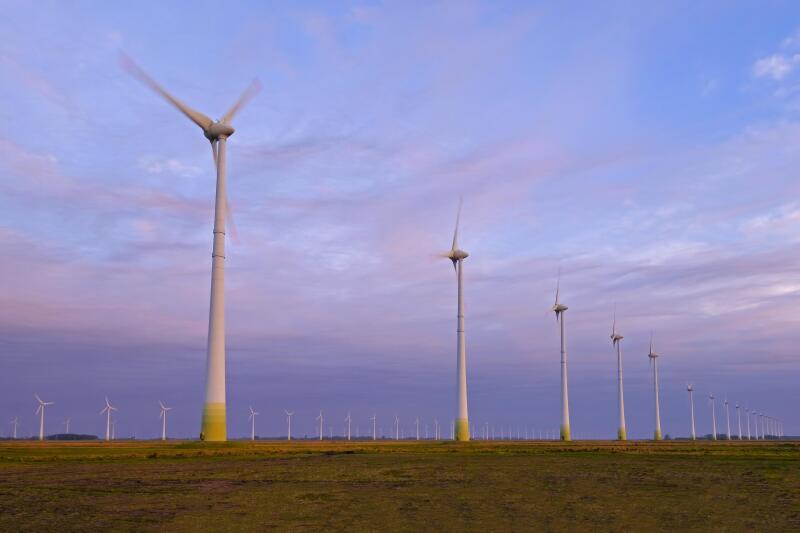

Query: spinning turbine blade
[221,80,262,124]
[452,197,463,252]
[120,53,214,131]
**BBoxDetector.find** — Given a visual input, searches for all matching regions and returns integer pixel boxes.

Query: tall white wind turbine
[100,397,117,442]
[394,416,400,441]
[122,55,260,442]
[709,394,717,441]
[159,401,172,441]
[345,413,352,441]
[610,310,626,440]
[63,418,71,434]
[35,394,54,441]
[416,417,420,441]
[370,415,376,441]
[648,337,663,441]
[248,406,258,441]
[687,384,696,441]
[736,403,742,440]
[10,417,19,440]
[724,398,731,440]
[442,198,470,441]
[553,273,571,441]
[317,411,324,441]
[285,410,294,441]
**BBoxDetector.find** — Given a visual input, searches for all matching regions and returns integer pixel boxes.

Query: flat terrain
[0,440,797,531]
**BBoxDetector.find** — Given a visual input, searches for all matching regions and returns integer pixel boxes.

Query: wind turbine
[63,418,71,435]
[285,410,294,441]
[648,336,662,441]
[687,384,696,441]
[122,55,260,442]
[394,416,400,441]
[553,272,571,441]
[10,417,19,440]
[100,397,117,442]
[248,407,258,441]
[736,403,742,440]
[415,417,420,441]
[724,398,731,440]
[745,407,751,440]
[159,401,172,441]
[35,394,54,441]
[370,415,376,441]
[709,394,717,441]
[345,413,352,441]
[442,198,470,441]
[610,309,626,440]
[316,411,324,441]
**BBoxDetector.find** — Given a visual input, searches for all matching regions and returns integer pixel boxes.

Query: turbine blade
[554,267,561,306]
[210,140,218,170]
[120,53,214,131]
[221,79,262,124]
[34,394,42,404]
[451,197,462,251]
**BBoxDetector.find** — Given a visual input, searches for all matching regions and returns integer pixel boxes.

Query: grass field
[0,440,797,531]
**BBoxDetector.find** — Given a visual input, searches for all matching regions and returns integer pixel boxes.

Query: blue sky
[1,1,798,439]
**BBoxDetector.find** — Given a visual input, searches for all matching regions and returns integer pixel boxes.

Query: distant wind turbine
[122,55,260,442]
[745,407,751,440]
[610,310,626,440]
[415,417,420,441]
[648,336,663,441]
[100,397,117,442]
[394,416,400,441]
[10,417,19,440]
[159,401,172,441]
[370,415,376,441]
[553,272,571,441]
[345,413,352,441]
[709,394,717,441]
[317,411,324,441]
[724,398,731,440]
[736,404,742,440]
[285,410,294,441]
[63,418,71,435]
[442,198,470,441]
[35,394,54,441]
[248,406,258,441]
[687,384,696,441]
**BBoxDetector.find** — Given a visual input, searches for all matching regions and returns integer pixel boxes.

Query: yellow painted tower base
[654,429,662,441]
[560,425,571,441]
[618,427,627,441]
[455,418,470,441]
[200,403,227,441]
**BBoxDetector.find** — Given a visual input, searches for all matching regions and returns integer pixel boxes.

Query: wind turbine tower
[159,401,172,441]
[317,411,324,441]
[370,415,376,441]
[610,310,626,440]
[35,394,54,441]
[724,398,731,440]
[687,384,696,440]
[248,407,258,441]
[709,394,717,441]
[345,413,352,441]
[100,397,117,442]
[745,407,751,440]
[63,418,71,434]
[442,199,470,441]
[122,55,260,442]
[10,417,19,440]
[736,404,742,440]
[648,337,663,441]
[285,410,294,441]
[416,417,420,441]
[553,274,571,441]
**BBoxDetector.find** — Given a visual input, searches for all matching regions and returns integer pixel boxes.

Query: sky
[1,1,798,440]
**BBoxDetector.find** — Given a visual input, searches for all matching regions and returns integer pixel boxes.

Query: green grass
[0,440,797,531]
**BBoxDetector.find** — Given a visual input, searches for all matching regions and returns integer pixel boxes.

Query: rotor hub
[205,122,235,140]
